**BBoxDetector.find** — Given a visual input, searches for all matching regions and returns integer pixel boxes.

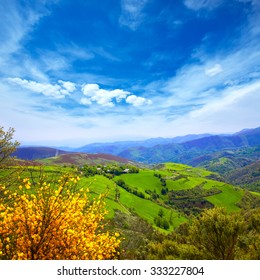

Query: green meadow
[1,161,258,232]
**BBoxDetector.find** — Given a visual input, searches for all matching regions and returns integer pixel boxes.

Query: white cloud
[81,83,151,107]
[126,95,152,106]
[119,0,148,30]
[82,83,100,96]
[205,64,223,77]
[7,78,76,99]
[80,97,92,105]
[58,80,76,93]
[82,84,129,107]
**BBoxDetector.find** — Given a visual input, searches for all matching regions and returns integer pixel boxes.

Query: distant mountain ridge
[13,128,259,165]
[118,127,260,163]
[74,134,212,154]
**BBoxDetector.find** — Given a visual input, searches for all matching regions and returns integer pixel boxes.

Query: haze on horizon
[1,0,260,147]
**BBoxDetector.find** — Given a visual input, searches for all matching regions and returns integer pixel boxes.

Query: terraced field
[2,161,258,232]
[114,162,250,214]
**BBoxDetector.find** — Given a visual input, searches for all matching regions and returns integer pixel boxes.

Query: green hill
[2,161,259,232]
[113,162,246,216]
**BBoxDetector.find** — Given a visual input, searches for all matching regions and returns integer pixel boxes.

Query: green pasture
[166,177,206,191]
[164,162,213,177]
[81,174,187,229]
[115,170,162,194]
[206,184,244,212]
[118,186,187,230]
[1,162,256,230]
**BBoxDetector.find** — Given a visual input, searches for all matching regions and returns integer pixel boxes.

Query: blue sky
[1,0,260,146]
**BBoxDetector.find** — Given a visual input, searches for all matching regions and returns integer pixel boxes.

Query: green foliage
[189,208,245,259]
[206,184,244,212]
[111,210,155,260]
[148,207,260,260]
[0,127,19,166]
[0,127,21,189]
[81,164,139,178]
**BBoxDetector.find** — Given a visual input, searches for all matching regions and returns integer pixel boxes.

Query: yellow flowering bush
[0,174,120,260]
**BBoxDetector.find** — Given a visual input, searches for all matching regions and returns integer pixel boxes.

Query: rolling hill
[37,152,134,166]
[76,162,259,230]
[12,147,71,160]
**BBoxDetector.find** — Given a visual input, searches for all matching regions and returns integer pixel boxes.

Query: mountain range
[74,133,213,155]
[13,127,259,166]
[118,127,260,164]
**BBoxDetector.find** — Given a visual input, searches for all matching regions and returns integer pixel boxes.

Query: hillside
[2,154,260,260]
[12,147,70,160]
[37,152,133,166]
[226,161,260,192]
[189,147,260,174]
[74,162,259,230]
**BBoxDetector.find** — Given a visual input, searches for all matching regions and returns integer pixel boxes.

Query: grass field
[206,184,244,212]
[116,170,162,194]
[79,174,187,229]
[118,186,187,230]
[1,161,256,231]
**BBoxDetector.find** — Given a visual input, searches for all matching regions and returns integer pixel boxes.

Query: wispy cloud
[59,43,94,61]
[184,0,224,11]
[0,1,62,82]
[1,1,259,145]
[205,64,223,77]
[0,1,54,68]
[170,80,260,134]
[7,78,76,99]
[119,0,148,30]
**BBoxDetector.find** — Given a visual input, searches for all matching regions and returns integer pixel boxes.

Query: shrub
[0,174,120,260]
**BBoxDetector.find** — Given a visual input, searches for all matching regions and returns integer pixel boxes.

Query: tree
[0,126,19,167]
[158,209,164,218]
[236,208,260,259]
[189,208,245,259]
[0,174,121,260]
[0,126,20,188]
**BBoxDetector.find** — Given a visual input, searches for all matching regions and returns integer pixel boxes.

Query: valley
[1,126,260,259]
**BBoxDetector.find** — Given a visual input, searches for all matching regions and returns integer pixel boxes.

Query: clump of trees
[82,164,139,178]
[154,209,170,230]
[116,179,145,199]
